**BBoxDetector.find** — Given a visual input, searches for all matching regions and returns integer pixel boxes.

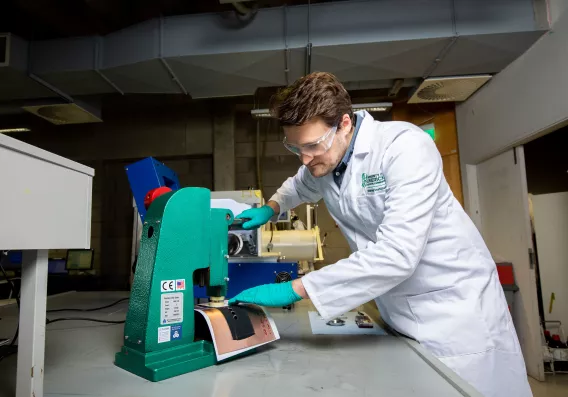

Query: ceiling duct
[0,1,548,103]
[22,101,102,125]
[0,33,103,124]
[408,75,492,104]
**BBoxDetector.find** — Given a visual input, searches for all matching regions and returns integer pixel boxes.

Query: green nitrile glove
[229,282,302,307]
[237,205,275,230]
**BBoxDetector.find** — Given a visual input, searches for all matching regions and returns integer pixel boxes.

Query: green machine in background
[115,187,233,381]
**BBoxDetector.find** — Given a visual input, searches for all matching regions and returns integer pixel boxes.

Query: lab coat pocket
[407,287,493,358]
[355,193,385,228]
[353,194,385,249]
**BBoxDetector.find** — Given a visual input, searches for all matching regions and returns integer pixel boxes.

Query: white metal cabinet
[0,133,94,397]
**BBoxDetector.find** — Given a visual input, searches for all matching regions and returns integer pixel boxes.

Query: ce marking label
[161,280,175,292]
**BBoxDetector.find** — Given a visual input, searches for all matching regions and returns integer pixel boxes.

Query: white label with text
[161,292,183,325]
[158,326,171,343]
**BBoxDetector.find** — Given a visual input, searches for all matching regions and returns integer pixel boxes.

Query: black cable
[46,317,125,325]
[270,223,275,244]
[46,298,129,325]
[0,251,19,346]
[0,345,17,363]
[10,327,18,345]
[267,223,275,252]
[0,252,19,308]
[47,297,129,313]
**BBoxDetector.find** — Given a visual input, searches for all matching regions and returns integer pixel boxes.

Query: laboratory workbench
[0,292,482,397]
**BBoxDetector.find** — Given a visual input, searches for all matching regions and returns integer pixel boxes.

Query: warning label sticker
[161,292,183,325]
[158,326,171,343]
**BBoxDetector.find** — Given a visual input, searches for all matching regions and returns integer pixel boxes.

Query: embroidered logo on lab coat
[362,173,386,194]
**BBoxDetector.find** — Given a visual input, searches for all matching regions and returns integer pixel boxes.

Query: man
[229,72,532,397]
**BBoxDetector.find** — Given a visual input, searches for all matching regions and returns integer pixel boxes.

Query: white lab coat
[270,111,532,397]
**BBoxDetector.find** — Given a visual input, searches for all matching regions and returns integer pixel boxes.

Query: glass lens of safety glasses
[284,125,338,156]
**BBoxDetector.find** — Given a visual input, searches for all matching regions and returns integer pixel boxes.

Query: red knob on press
[144,187,173,209]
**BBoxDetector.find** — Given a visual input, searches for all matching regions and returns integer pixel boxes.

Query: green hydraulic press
[115,187,233,381]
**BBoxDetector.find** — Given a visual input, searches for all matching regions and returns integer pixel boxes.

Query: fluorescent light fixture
[251,102,393,118]
[251,109,272,118]
[0,128,31,133]
[352,102,393,112]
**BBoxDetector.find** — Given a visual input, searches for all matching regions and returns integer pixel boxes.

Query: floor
[529,375,568,397]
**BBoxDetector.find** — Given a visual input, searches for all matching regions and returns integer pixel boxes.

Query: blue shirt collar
[333,112,363,187]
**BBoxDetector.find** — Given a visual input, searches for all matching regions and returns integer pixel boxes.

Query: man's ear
[339,113,352,134]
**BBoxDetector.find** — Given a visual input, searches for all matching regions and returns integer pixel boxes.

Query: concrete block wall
[9,98,216,288]
[15,104,213,162]
[235,114,291,198]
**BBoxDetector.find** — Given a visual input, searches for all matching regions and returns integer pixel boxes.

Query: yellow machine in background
[210,190,324,273]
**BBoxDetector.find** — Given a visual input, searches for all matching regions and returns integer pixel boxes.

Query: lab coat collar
[353,111,375,156]
[335,111,373,196]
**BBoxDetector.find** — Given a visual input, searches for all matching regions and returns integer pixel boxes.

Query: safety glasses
[283,124,338,156]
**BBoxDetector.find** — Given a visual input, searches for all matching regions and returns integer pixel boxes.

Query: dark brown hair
[270,72,353,127]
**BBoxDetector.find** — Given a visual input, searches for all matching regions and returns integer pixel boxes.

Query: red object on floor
[144,187,172,209]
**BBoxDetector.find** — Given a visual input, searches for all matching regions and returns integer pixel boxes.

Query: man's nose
[300,153,313,165]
